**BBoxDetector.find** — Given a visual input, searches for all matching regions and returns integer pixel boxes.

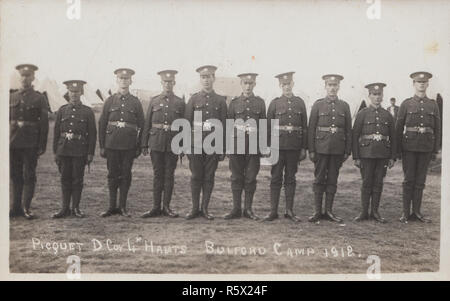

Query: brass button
[120,118,123,121]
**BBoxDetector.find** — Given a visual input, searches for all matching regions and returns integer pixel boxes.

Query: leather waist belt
[361,134,389,141]
[193,121,214,131]
[274,125,302,131]
[108,121,138,130]
[405,126,434,134]
[12,120,38,128]
[317,126,344,133]
[152,123,171,130]
[62,132,82,140]
[234,124,257,132]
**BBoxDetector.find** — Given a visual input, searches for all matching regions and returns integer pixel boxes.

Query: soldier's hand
[38,148,46,156]
[142,148,149,156]
[87,154,94,164]
[354,159,361,169]
[54,155,61,165]
[388,159,395,169]
[100,148,107,158]
[309,151,316,163]
[135,148,142,158]
[299,149,307,162]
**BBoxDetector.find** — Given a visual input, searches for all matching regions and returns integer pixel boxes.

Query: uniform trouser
[10,147,39,212]
[229,154,261,193]
[313,154,345,194]
[150,150,179,209]
[58,156,87,210]
[188,153,219,210]
[402,151,432,215]
[360,158,389,195]
[106,149,136,208]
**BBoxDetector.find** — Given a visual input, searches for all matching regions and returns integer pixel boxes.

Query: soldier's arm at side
[395,101,407,157]
[387,113,396,160]
[38,95,49,154]
[433,102,441,154]
[53,108,62,155]
[184,96,194,125]
[87,108,97,157]
[220,97,228,155]
[141,99,153,149]
[344,102,352,156]
[300,100,308,150]
[266,100,276,148]
[307,103,319,154]
[136,98,145,145]
[351,111,364,160]
[98,97,111,149]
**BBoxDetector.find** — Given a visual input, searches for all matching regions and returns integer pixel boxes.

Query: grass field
[9,120,441,274]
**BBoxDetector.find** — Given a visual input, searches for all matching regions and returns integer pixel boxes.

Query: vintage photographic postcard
[0,0,449,281]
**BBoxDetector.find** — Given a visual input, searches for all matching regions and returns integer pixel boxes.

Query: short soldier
[263,72,307,222]
[224,73,266,220]
[185,65,227,220]
[99,68,145,217]
[141,70,185,218]
[308,74,352,223]
[52,80,97,218]
[352,83,396,223]
[396,72,441,223]
[10,64,49,219]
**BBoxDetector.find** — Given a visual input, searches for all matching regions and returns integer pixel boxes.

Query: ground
[9,120,441,274]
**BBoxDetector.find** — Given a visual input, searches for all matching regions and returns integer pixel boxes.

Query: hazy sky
[1,0,449,113]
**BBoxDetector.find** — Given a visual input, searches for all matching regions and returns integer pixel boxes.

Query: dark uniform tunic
[228,93,266,196]
[395,95,441,217]
[98,92,145,208]
[308,97,352,194]
[141,92,185,210]
[352,105,396,198]
[53,103,96,212]
[185,90,227,211]
[10,87,49,214]
[267,95,308,193]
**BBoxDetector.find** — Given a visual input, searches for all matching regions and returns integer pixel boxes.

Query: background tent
[34,78,67,112]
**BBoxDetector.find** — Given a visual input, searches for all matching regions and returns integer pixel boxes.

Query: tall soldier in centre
[263,72,307,222]
[396,72,441,223]
[52,80,96,218]
[224,73,266,220]
[141,70,185,218]
[308,74,352,223]
[352,83,396,223]
[185,65,227,220]
[99,68,145,217]
[10,64,49,219]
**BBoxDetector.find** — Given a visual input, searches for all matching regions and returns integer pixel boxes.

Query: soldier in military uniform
[141,70,185,218]
[396,72,441,223]
[352,83,396,223]
[223,73,266,221]
[307,74,352,223]
[185,65,227,220]
[10,64,49,219]
[52,80,97,218]
[263,72,307,222]
[99,68,145,217]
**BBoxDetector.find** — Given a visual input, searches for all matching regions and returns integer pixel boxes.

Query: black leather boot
[308,192,323,222]
[243,190,259,220]
[22,183,36,219]
[162,185,178,218]
[71,186,84,218]
[200,184,214,220]
[324,192,343,223]
[186,184,201,220]
[370,192,386,223]
[101,182,118,217]
[263,188,280,222]
[142,187,163,218]
[284,184,301,222]
[354,191,370,222]
[224,190,243,219]
[399,186,412,223]
[412,188,431,223]
[10,181,24,217]
[53,186,71,218]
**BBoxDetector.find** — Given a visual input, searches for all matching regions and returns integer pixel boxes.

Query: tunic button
[288,108,292,111]
[376,131,379,134]
[121,112,124,114]
[332,117,335,120]
[289,123,292,125]
[70,122,73,125]
[120,118,123,121]
[421,108,424,111]
[376,124,380,127]
[164,113,168,115]
[165,121,168,124]
[206,103,209,106]
[246,108,250,110]
[421,116,424,118]
[73,108,76,111]
[165,105,168,108]
[206,111,209,114]
[332,109,335,112]
[206,95,209,98]
[121,104,124,107]
[69,129,72,133]
[332,124,335,126]
[289,115,292,118]
[71,115,74,118]
[420,123,423,126]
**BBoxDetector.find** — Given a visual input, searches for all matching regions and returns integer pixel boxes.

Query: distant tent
[187,76,242,105]
[35,78,67,112]
[353,100,367,119]
[81,84,104,107]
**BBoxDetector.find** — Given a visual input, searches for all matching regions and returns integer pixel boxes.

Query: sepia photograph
[0,0,449,281]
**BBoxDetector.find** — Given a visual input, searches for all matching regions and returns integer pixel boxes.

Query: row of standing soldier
[9,64,441,224]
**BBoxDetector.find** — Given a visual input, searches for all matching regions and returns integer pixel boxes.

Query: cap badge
[203,68,208,72]
[122,70,127,74]
[420,74,424,78]
[375,85,379,90]
[283,75,288,79]
[166,73,171,77]
[72,83,77,87]
[247,75,251,79]
[330,76,335,80]
[24,66,29,70]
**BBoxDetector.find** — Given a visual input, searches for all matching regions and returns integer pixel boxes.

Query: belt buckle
[373,133,382,141]
[330,126,337,134]
[66,133,74,140]
[417,126,426,134]
[116,121,126,128]
[17,121,24,128]
[285,125,293,131]
[163,124,170,131]
[203,121,212,131]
